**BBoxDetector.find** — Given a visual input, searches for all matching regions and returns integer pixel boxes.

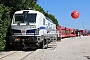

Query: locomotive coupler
[22,39,26,49]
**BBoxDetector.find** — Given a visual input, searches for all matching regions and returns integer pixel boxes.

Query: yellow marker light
[36,43,38,45]
[10,43,12,44]
[17,38,20,41]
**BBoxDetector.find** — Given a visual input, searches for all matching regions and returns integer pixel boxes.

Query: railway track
[0,51,17,59]
[0,51,34,60]
[20,51,34,60]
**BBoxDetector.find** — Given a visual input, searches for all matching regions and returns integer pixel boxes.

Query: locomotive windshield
[14,13,37,23]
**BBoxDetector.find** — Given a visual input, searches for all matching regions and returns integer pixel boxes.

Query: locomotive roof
[14,9,55,24]
[15,10,41,14]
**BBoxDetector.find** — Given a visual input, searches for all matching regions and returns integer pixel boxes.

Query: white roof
[15,10,40,14]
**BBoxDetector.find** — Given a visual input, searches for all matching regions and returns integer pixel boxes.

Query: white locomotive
[9,9,57,49]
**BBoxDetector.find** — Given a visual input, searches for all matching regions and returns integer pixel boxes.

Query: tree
[0,4,11,50]
[0,0,59,51]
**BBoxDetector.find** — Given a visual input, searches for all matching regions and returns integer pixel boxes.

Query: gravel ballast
[24,36,90,60]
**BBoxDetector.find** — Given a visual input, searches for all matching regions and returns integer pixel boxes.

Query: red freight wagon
[69,28,76,37]
[60,27,67,38]
[65,27,70,37]
[56,26,61,41]
[80,29,88,36]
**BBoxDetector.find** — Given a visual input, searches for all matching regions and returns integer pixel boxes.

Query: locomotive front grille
[26,29,39,35]
[12,29,22,35]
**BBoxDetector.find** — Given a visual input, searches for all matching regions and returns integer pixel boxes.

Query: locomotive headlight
[35,28,39,35]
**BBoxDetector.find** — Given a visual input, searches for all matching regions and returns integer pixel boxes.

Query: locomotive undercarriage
[9,36,45,49]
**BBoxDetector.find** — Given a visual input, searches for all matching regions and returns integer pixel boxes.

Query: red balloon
[71,10,80,19]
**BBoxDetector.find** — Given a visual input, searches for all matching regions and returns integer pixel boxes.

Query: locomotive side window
[43,18,45,25]
[48,22,50,26]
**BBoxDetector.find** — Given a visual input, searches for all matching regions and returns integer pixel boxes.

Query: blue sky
[37,0,90,30]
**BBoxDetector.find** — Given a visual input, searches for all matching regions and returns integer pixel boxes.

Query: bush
[0,4,11,50]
